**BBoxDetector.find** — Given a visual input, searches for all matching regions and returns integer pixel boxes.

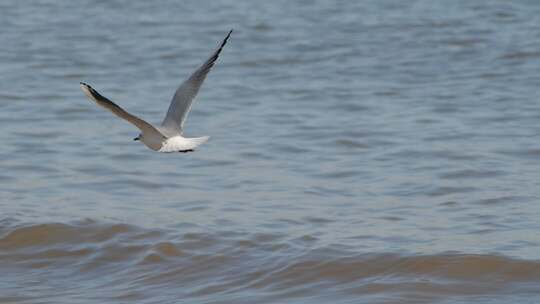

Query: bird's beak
[133,137,139,141]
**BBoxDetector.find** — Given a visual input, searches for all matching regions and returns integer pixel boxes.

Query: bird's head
[133,134,142,141]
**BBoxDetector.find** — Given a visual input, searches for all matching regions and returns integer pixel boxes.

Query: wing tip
[220,29,233,49]
[79,82,102,102]
[80,82,92,92]
[80,82,91,94]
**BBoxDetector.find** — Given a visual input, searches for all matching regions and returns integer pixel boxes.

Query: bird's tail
[188,136,210,148]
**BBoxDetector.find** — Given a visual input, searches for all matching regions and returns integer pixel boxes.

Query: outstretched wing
[161,29,232,134]
[80,82,165,139]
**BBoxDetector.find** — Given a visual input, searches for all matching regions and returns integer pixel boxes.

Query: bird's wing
[160,29,232,134]
[80,82,165,139]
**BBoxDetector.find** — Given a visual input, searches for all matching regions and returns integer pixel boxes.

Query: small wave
[0,220,136,249]
[1,220,539,302]
[500,51,540,60]
[439,169,505,180]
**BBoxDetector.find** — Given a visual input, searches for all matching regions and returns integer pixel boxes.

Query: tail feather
[188,136,210,147]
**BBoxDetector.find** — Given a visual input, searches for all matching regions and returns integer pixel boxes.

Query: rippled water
[1,1,540,303]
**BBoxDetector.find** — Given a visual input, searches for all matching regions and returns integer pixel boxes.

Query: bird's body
[156,135,209,153]
[80,30,232,153]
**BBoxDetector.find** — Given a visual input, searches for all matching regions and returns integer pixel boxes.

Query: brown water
[1,220,540,303]
[1,0,540,303]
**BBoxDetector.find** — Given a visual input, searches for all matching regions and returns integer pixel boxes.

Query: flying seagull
[80,30,232,153]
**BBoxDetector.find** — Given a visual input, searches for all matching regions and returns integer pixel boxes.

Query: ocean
[1,1,540,303]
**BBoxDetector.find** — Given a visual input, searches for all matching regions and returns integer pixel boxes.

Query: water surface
[1,1,540,303]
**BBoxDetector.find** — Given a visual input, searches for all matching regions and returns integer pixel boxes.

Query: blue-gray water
[1,1,540,303]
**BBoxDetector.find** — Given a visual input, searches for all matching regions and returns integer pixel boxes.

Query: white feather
[158,136,210,153]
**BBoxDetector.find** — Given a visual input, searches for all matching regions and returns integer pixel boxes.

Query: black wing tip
[80,82,102,99]
[80,82,92,90]
[80,82,94,92]
[221,29,233,48]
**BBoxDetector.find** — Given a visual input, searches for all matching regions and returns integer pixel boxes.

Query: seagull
[80,30,232,153]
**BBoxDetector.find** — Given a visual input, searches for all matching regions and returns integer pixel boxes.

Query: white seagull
[80,30,232,153]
